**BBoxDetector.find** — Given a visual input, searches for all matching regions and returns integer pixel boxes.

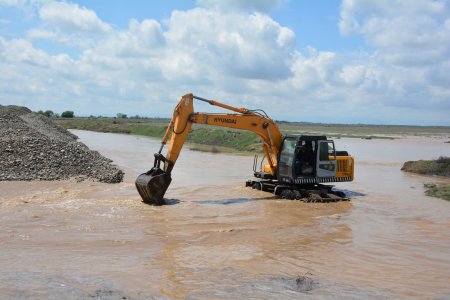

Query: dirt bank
[0,105,123,183]
[401,157,450,200]
[401,156,450,177]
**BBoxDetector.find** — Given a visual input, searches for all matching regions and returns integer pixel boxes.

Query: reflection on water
[196,195,277,205]
[0,130,449,299]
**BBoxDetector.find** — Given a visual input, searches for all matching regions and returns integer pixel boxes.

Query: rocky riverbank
[0,105,123,183]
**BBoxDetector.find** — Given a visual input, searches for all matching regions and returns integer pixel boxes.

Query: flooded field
[1,130,450,299]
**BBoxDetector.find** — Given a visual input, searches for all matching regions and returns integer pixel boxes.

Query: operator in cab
[296,140,314,176]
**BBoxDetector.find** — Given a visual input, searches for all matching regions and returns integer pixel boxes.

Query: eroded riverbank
[1,130,449,299]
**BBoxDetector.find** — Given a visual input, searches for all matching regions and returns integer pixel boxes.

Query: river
[0,130,449,299]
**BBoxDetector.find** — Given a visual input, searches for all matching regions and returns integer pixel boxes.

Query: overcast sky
[1,0,449,125]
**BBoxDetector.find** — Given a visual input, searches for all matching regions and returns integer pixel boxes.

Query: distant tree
[37,110,55,117]
[116,113,127,119]
[61,111,74,118]
[44,110,54,117]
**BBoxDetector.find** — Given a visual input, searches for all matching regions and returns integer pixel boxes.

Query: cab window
[280,138,296,165]
[319,141,335,161]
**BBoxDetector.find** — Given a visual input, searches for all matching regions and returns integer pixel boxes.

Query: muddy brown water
[1,130,449,299]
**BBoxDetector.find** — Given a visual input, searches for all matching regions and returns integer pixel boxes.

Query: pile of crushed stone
[0,105,124,183]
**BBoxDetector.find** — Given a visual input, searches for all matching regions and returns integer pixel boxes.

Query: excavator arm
[135,93,282,205]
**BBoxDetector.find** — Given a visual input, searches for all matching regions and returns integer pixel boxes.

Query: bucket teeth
[135,167,172,205]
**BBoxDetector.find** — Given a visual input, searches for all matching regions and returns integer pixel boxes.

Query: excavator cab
[276,135,351,185]
[249,134,353,201]
[278,136,323,182]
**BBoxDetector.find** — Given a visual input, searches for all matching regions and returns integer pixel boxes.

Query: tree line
[37,110,147,119]
[38,110,148,119]
[37,110,74,118]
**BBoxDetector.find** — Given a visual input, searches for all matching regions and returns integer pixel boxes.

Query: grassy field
[276,121,450,138]
[56,117,450,153]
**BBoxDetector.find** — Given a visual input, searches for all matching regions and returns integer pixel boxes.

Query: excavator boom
[135,93,282,204]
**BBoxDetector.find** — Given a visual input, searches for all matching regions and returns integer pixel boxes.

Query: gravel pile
[0,105,124,183]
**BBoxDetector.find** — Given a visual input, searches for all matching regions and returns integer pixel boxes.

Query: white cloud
[339,64,366,86]
[336,0,450,121]
[0,18,10,26]
[0,0,22,6]
[162,8,295,81]
[0,1,449,125]
[87,18,165,60]
[26,27,99,49]
[26,28,56,40]
[290,49,337,91]
[196,0,285,12]
[23,2,113,49]
[1,38,50,66]
[339,0,450,64]
[39,1,111,33]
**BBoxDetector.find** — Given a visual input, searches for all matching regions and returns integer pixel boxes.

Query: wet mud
[1,130,450,299]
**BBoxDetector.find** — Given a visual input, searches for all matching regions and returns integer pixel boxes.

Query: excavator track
[246,180,349,203]
[279,189,349,202]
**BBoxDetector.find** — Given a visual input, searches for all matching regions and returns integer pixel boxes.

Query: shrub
[424,183,450,201]
[61,111,74,118]
[401,156,450,177]
[44,110,54,117]
[37,110,55,117]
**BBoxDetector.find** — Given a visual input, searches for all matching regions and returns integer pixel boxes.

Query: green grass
[186,127,261,152]
[56,117,450,154]
[55,118,168,137]
[424,183,450,201]
[130,124,167,137]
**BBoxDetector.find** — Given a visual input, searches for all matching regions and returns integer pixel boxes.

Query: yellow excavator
[135,93,354,205]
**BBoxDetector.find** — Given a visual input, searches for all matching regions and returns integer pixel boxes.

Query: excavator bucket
[135,167,172,205]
